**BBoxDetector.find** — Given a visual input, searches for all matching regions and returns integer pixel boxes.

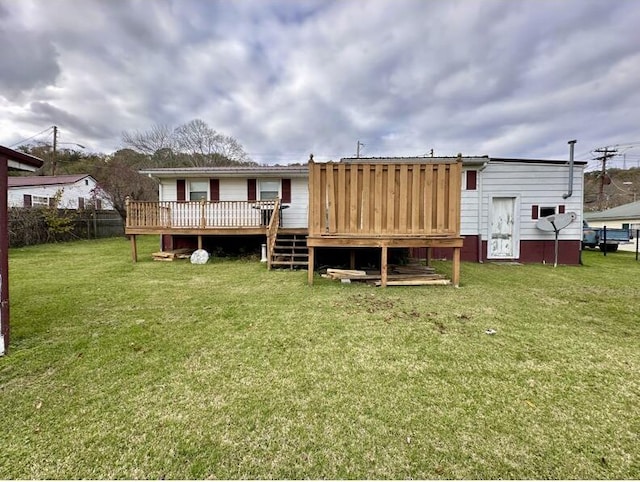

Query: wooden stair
[269,233,309,269]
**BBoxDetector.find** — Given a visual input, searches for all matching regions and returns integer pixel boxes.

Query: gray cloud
[1,0,639,164]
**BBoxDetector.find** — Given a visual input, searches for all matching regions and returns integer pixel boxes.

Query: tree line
[14,119,258,218]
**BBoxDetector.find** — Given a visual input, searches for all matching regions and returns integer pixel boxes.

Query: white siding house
[143,166,309,229]
[133,156,586,264]
[8,174,114,210]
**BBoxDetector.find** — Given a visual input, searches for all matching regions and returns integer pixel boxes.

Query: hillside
[584,167,640,212]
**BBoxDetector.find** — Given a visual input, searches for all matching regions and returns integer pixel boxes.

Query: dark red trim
[177,179,186,201]
[209,179,220,202]
[413,237,581,265]
[558,205,565,214]
[247,179,257,201]
[466,170,477,190]
[281,178,291,203]
[531,205,539,219]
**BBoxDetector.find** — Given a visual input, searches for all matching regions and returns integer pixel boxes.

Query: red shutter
[558,205,565,214]
[281,178,291,203]
[531,205,539,220]
[96,199,102,210]
[177,179,186,201]
[247,179,257,201]
[23,194,32,208]
[78,197,85,209]
[209,179,220,202]
[466,170,477,190]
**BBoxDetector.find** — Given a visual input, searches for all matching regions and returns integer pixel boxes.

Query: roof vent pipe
[563,140,577,199]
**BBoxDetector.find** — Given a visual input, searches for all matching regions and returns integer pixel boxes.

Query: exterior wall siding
[479,162,583,242]
[8,179,113,209]
[158,176,308,229]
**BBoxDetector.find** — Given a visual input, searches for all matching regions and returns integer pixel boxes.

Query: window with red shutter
[177,179,186,201]
[247,179,257,201]
[210,179,220,202]
[281,179,291,203]
[466,170,477,190]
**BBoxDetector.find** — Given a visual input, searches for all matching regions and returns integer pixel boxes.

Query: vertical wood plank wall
[308,160,462,237]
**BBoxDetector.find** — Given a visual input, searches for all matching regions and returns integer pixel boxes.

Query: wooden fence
[308,160,462,237]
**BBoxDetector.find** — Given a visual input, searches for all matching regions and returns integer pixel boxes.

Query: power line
[8,126,54,147]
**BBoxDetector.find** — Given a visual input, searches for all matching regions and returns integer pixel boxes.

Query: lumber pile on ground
[321,263,450,286]
[152,248,194,261]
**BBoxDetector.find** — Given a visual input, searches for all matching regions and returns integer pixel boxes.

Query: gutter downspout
[563,140,577,199]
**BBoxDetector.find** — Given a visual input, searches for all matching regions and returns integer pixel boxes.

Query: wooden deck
[307,158,464,286]
[125,199,282,235]
[125,198,306,261]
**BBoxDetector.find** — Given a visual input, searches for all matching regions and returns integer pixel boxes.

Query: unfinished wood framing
[307,158,463,287]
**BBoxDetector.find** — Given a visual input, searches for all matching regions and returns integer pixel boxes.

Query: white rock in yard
[190,249,210,264]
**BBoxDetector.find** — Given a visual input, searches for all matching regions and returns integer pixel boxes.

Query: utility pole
[52,125,58,176]
[356,140,364,158]
[594,147,617,210]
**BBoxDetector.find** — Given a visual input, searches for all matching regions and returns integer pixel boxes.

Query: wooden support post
[307,246,315,285]
[452,246,460,287]
[198,235,203,250]
[130,234,138,263]
[350,249,356,270]
[381,245,388,287]
[425,247,432,267]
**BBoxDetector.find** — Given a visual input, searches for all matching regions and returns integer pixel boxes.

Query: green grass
[1,236,639,479]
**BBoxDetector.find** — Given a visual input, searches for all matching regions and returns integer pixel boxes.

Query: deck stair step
[269,233,309,270]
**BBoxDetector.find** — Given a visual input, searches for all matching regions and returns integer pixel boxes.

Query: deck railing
[308,160,462,237]
[125,199,279,230]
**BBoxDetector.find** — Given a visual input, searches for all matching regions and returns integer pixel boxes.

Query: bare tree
[122,119,254,167]
[122,124,175,155]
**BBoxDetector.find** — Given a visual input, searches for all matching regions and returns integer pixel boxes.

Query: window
[539,206,556,218]
[189,180,208,201]
[32,196,50,206]
[532,205,565,219]
[259,180,280,200]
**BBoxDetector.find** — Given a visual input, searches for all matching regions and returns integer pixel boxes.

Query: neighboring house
[7,174,113,210]
[584,200,640,235]
[126,154,586,266]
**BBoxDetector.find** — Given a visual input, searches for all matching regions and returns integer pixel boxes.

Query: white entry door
[489,197,518,259]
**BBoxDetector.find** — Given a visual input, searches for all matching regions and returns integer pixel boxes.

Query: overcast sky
[1,0,639,168]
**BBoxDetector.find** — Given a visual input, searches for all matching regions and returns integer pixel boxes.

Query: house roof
[584,200,640,221]
[0,146,44,171]
[341,156,588,166]
[7,174,92,188]
[139,165,309,178]
[341,156,489,165]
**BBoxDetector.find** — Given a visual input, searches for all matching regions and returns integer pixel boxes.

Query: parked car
[582,220,630,252]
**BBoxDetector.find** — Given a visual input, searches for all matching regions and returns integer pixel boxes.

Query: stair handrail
[266,198,281,269]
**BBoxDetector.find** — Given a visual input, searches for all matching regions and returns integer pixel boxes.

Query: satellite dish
[536,212,576,232]
[535,212,577,268]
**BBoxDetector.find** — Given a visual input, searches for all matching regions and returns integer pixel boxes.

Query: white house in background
[584,200,640,235]
[7,174,114,210]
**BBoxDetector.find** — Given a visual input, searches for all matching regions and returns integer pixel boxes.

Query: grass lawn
[1,236,638,479]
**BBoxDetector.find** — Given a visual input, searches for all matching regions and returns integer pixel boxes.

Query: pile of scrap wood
[152,248,194,261]
[322,263,450,286]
